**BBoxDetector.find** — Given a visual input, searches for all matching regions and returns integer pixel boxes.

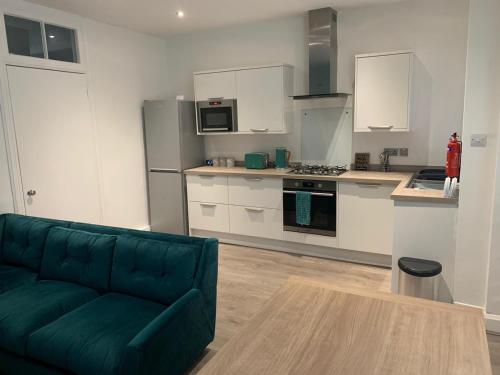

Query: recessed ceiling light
[48,34,55,39]
[176,10,184,18]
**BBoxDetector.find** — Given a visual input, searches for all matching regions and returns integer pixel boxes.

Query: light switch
[471,134,487,148]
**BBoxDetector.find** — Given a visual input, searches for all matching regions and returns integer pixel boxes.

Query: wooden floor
[189,243,499,374]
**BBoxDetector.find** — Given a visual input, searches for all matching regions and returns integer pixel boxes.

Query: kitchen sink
[407,179,445,190]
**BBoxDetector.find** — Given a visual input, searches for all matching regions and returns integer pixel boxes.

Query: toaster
[244,153,269,169]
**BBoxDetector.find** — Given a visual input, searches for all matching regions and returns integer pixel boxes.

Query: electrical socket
[383,148,399,156]
[399,148,409,157]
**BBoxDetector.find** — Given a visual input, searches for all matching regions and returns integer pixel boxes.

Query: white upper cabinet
[354,52,412,133]
[194,71,237,101]
[236,66,290,134]
[193,64,293,134]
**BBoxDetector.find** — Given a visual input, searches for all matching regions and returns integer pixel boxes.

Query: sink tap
[379,151,392,172]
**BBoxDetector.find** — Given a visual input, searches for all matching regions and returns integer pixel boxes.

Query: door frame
[0,3,104,222]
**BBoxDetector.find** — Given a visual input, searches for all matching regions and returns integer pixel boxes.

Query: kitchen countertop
[184,166,458,204]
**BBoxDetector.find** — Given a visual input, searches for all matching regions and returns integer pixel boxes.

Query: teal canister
[275,147,291,169]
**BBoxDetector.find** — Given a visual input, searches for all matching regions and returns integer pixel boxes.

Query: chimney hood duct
[293,8,350,100]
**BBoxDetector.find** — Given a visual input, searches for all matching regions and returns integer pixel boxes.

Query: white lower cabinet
[228,176,282,209]
[186,175,228,204]
[188,202,229,232]
[338,182,394,255]
[229,205,283,240]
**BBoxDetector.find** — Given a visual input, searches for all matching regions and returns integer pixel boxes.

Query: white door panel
[7,66,101,223]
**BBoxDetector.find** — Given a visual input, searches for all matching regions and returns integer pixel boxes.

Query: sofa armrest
[194,238,218,338]
[121,288,213,375]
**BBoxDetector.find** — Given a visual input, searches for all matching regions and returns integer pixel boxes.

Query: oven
[197,99,237,133]
[283,179,337,237]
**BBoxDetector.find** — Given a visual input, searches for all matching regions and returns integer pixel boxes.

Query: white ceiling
[25,0,404,37]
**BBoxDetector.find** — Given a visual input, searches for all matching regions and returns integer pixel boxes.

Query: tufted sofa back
[39,227,116,292]
[0,214,63,270]
[110,235,199,305]
[0,213,218,337]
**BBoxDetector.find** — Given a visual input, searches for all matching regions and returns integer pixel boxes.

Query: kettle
[275,147,291,169]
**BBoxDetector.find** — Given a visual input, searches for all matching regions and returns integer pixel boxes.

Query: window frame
[0,10,86,73]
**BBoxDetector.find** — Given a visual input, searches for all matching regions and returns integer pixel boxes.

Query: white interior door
[7,66,102,223]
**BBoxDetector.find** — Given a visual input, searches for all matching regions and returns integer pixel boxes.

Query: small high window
[45,24,78,63]
[4,15,44,59]
[4,15,79,63]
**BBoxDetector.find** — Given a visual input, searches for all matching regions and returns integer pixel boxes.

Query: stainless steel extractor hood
[293,8,351,100]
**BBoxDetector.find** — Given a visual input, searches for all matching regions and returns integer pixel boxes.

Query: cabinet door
[354,53,411,132]
[338,182,394,255]
[236,67,285,133]
[229,206,283,240]
[194,71,237,101]
[186,175,228,204]
[228,176,282,209]
[188,202,229,232]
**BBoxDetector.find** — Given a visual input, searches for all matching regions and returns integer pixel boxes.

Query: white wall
[338,0,469,166]
[164,0,469,167]
[0,118,13,213]
[454,0,500,308]
[85,19,169,229]
[0,0,169,229]
[165,16,307,162]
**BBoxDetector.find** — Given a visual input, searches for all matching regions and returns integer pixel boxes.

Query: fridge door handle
[149,168,181,173]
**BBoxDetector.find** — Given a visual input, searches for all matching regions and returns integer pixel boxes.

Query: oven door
[197,99,237,133]
[283,189,337,237]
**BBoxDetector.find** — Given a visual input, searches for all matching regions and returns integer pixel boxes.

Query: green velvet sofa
[0,213,218,375]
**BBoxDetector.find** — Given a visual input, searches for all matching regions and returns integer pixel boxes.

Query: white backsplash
[203,105,353,165]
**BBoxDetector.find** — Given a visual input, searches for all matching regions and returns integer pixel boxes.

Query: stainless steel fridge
[143,99,205,234]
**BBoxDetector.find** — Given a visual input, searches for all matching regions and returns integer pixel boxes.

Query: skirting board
[486,314,500,334]
[191,229,391,268]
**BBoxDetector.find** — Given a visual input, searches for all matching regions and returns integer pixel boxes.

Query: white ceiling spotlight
[176,10,184,18]
[48,34,55,39]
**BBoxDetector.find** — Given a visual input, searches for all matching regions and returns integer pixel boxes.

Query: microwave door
[198,103,234,132]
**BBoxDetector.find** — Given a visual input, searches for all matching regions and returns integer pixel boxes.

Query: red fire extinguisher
[446,132,462,178]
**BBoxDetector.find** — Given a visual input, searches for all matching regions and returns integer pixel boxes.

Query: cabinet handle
[368,125,393,130]
[356,182,381,187]
[200,203,217,207]
[208,97,224,101]
[199,175,215,178]
[244,207,264,212]
[250,128,269,133]
[244,177,263,181]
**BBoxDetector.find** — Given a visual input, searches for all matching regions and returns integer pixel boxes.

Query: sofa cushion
[40,227,116,292]
[0,265,37,294]
[28,293,164,375]
[111,235,198,305]
[0,280,98,356]
[2,215,54,270]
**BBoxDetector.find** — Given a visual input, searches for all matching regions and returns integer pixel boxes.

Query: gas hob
[288,165,348,176]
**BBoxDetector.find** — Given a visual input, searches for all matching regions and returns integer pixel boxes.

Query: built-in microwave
[197,99,237,133]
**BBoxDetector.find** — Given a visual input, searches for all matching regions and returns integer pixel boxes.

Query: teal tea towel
[296,191,312,226]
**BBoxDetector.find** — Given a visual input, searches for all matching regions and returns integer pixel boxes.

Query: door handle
[149,168,180,173]
[27,189,36,196]
[250,129,269,133]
